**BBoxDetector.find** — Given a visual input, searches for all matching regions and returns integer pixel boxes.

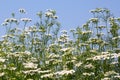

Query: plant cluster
[0,8,120,80]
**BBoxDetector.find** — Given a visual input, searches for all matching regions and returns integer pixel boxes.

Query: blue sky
[0,0,120,35]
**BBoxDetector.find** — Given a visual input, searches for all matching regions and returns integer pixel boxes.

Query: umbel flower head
[1,22,8,26]
[4,18,18,23]
[21,18,32,22]
[45,9,57,18]
[23,62,38,69]
[19,8,26,13]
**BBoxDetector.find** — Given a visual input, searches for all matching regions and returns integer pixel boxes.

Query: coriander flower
[7,52,20,58]
[47,9,56,15]
[104,71,119,77]
[55,70,75,76]
[80,43,89,46]
[101,51,109,54]
[27,79,33,80]
[37,11,43,18]
[93,8,103,13]
[41,73,54,78]
[30,57,38,63]
[45,34,52,37]
[83,72,94,76]
[75,62,82,67]
[23,62,38,69]
[0,57,6,63]
[83,72,91,76]
[60,47,70,52]
[90,18,98,23]
[1,22,9,26]
[111,61,118,65]
[84,64,94,69]
[112,36,120,40]
[21,18,32,22]
[101,77,111,80]
[4,18,18,23]
[38,70,51,74]
[24,51,31,56]
[90,49,97,53]
[114,75,120,79]
[45,12,53,17]
[22,68,41,75]
[9,67,16,71]
[48,54,60,59]
[19,8,26,13]
[0,72,5,77]
[82,30,92,35]
[109,17,114,21]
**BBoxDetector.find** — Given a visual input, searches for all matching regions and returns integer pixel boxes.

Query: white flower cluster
[104,71,119,77]
[45,9,58,19]
[7,51,31,58]
[8,67,16,71]
[5,18,18,23]
[60,47,71,52]
[22,68,41,75]
[81,30,93,35]
[48,53,60,59]
[84,64,95,69]
[41,70,75,78]
[0,57,6,63]
[23,62,38,69]
[114,75,120,79]
[90,8,110,13]
[21,18,32,22]
[101,77,111,80]
[41,73,54,78]
[83,72,94,76]
[0,72,5,77]
[1,22,8,26]
[55,70,75,76]
[89,18,98,23]
[1,18,18,26]
[19,8,26,13]
[112,36,120,40]
[45,12,53,17]
[88,52,120,61]
[75,62,82,67]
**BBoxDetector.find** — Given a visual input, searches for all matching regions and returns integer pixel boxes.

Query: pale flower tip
[0,72,5,77]
[21,18,32,22]
[23,62,38,69]
[19,8,26,13]
[61,30,67,33]
[1,22,8,26]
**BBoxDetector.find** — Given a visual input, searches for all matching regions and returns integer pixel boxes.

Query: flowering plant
[0,8,120,80]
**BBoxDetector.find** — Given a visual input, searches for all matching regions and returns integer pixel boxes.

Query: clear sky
[0,0,120,35]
